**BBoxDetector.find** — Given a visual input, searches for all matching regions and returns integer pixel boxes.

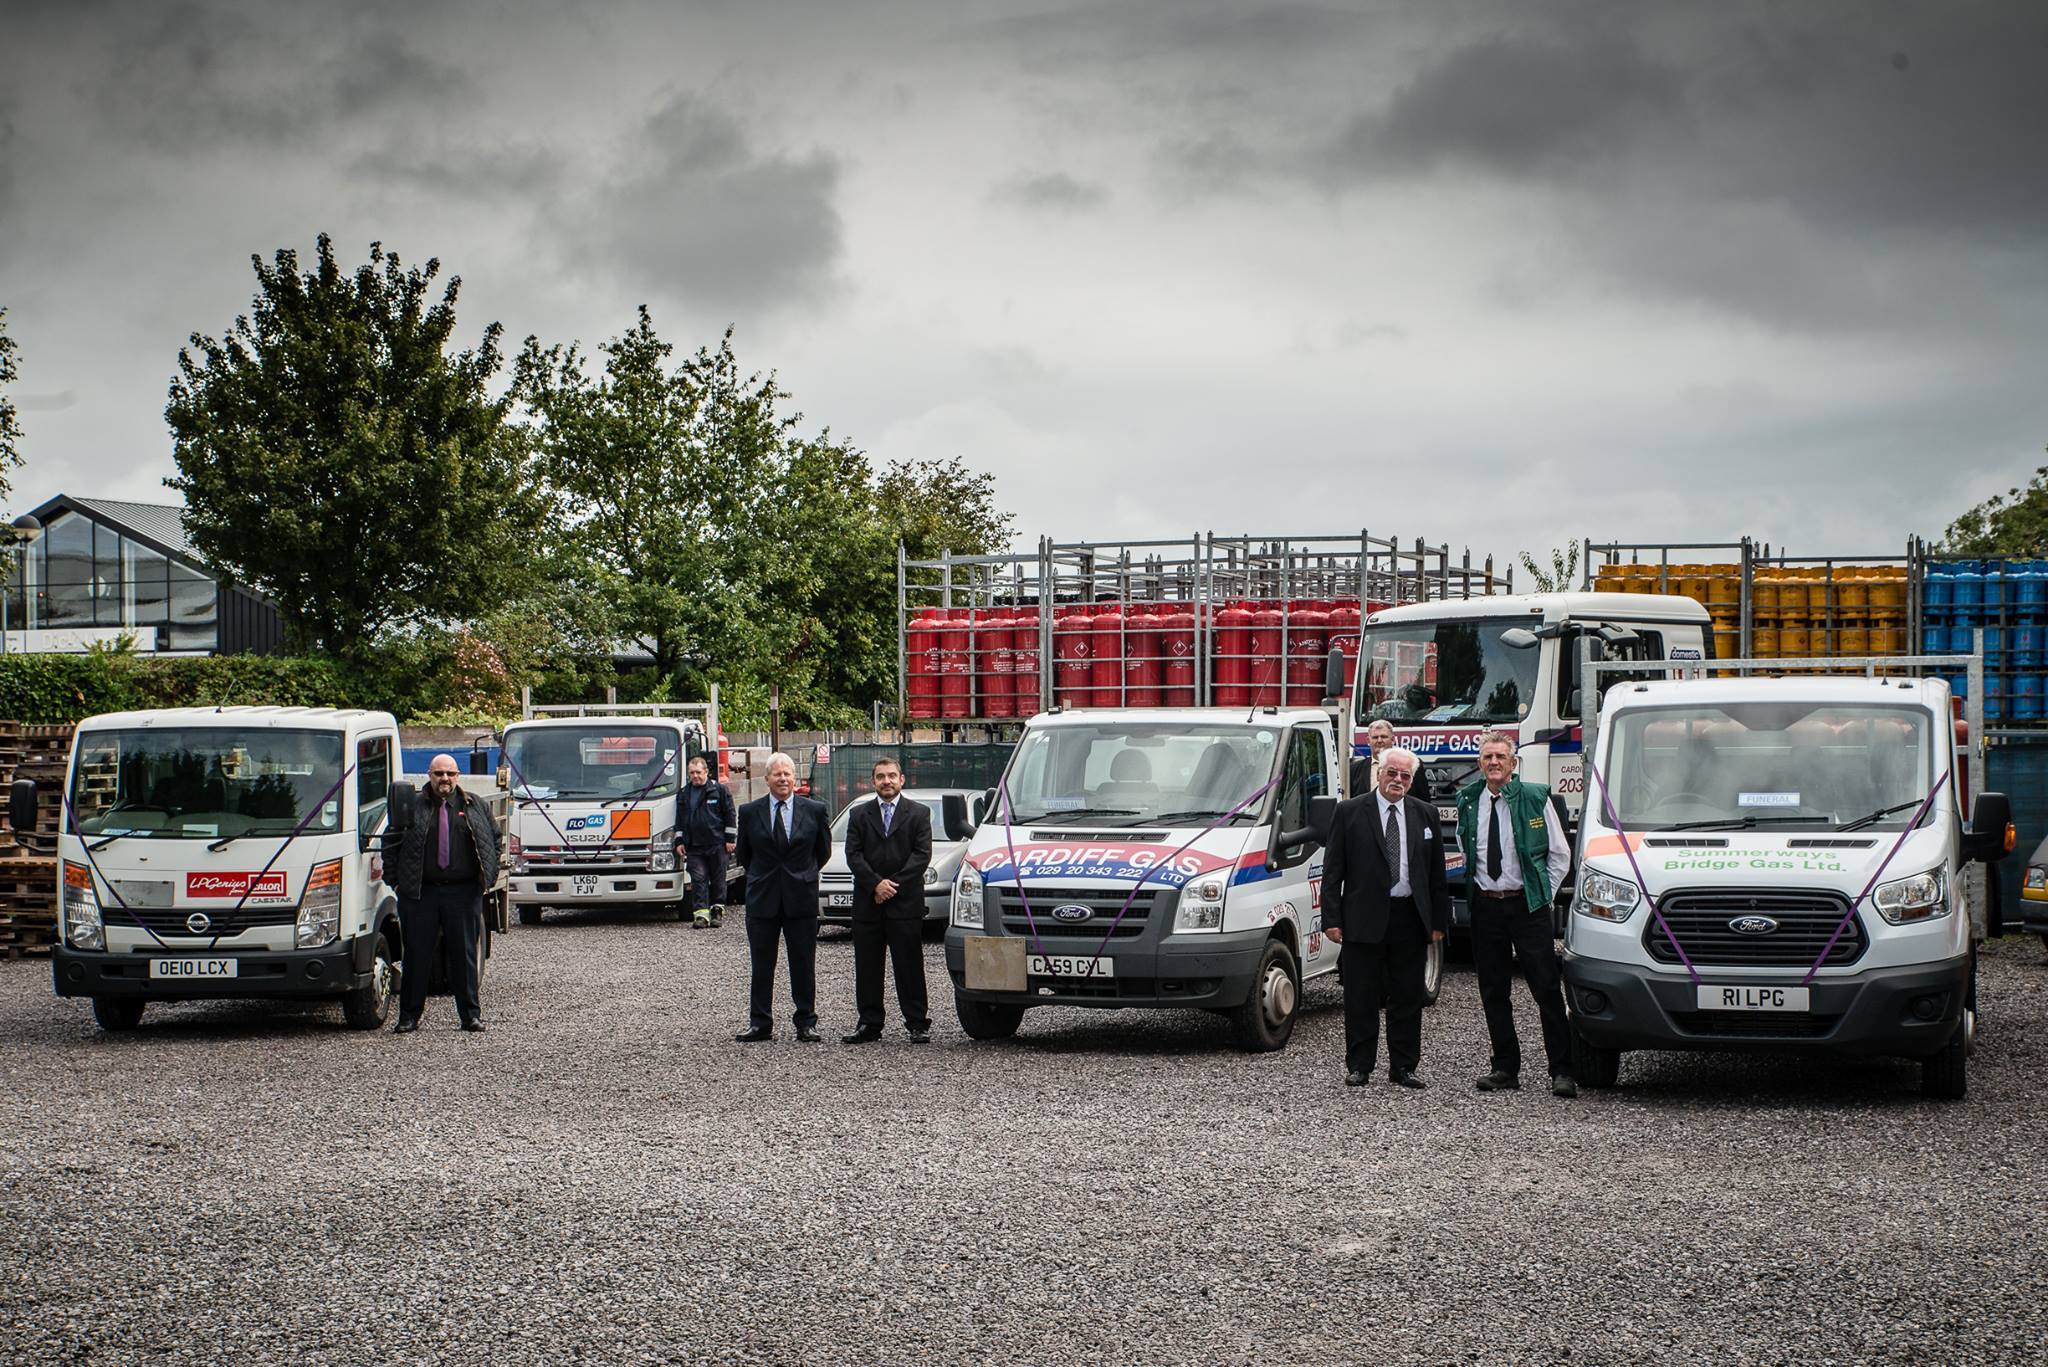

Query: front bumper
[52,933,379,1001]
[944,924,1271,1009]
[511,872,682,904]
[2019,889,2048,937]
[1563,951,1971,1059]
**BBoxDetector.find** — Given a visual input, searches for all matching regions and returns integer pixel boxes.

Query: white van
[39,707,408,1032]
[1562,675,2013,1098]
[943,707,1342,1051]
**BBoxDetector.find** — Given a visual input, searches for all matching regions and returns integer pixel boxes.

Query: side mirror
[10,778,37,838]
[1967,792,2015,863]
[1566,688,1584,719]
[388,780,420,832]
[942,793,978,842]
[1322,645,1346,704]
[1308,793,1337,843]
[1500,627,1539,650]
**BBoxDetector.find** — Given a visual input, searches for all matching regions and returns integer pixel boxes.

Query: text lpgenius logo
[186,872,287,899]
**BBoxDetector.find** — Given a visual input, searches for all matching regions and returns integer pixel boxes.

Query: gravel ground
[3,917,2046,1366]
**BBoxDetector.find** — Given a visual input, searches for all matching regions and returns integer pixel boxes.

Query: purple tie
[437,801,451,869]
[882,802,892,836]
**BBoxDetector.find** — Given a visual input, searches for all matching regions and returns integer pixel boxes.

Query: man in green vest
[1456,730,1576,1097]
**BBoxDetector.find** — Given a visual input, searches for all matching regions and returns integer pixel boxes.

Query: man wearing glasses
[389,755,502,1034]
[1320,747,1449,1089]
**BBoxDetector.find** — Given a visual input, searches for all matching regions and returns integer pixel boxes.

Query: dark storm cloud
[560,93,843,313]
[992,172,1109,211]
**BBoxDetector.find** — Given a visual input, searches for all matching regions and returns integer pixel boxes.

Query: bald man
[389,753,502,1033]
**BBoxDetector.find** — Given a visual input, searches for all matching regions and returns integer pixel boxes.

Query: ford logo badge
[1728,915,1778,935]
[1050,904,1092,923]
[185,912,212,934]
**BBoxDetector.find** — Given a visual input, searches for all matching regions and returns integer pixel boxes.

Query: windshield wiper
[1145,809,1250,825]
[604,790,670,806]
[208,826,297,852]
[1655,815,1814,832]
[87,832,131,852]
[1838,799,1928,833]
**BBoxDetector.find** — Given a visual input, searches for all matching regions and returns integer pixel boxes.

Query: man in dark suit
[732,752,831,1042]
[1321,745,1449,1088]
[841,757,934,1044]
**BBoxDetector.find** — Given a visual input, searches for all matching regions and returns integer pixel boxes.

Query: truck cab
[1562,675,2013,1099]
[1351,591,1712,925]
[44,706,407,1032]
[943,706,1342,1051]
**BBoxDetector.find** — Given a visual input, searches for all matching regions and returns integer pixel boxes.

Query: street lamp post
[2,513,42,654]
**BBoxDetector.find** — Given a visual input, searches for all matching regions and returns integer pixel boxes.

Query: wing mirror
[1966,792,2015,863]
[1500,627,1539,650]
[10,778,37,840]
[1276,794,1337,859]
[942,793,979,842]
[1322,645,1346,704]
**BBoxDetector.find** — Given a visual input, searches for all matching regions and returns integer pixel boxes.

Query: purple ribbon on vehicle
[993,777,1051,960]
[63,800,174,951]
[1584,755,1701,986]
[1800,771,1950,986]
[498,745,582,852]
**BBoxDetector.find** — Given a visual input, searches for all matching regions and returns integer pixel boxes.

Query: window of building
[167,562,219,650]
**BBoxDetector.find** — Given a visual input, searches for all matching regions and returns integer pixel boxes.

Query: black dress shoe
[1551,1074,1579,1099]
[906,1028,931,1044]
[1390,1069,1427,1090]
[733,1027,773,1043]
[795,1027,822,1043]
[459,1017,485,1033]
[841,1028,882,1044]
[1474,1070,1520,1092]
[392,1016,420,1035]
[1344,1070,1369,1087]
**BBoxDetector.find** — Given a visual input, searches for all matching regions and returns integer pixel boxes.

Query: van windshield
[996,724,1282,826]
[69,729,346,839]
[1604,703,1935,831]
[1354,619,1539,727]
[503,726,683,801]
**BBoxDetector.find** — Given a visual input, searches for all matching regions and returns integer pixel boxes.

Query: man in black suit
[841,757,934,1045]
[1321,745,1450,1089]
[732,752,831,1042]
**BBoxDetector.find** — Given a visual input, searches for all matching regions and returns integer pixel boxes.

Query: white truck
[1562,666,2012,1099]
[38,706,409,1031]
[943,706,1345,1051]
[499,704,717,925]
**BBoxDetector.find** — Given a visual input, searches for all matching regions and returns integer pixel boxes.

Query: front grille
[116,905,297,936]
[1646,889,1864,968]
[820,872,853,889]
[995,885,1172,940]
[522,845,650,874]
[1644,837,1729,848]
[1671,1011,1837,1039]
[1785,839,1877,849]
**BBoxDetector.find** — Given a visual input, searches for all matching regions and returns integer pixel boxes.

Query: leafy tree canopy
[1939,455,2048,556]
[0,308,22,507]
[1519,539,1581,593]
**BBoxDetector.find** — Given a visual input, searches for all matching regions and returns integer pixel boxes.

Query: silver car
[819,788,989,928]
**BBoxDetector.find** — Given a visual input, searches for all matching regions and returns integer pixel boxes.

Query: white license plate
[1696,984,1809,1012]
[1028,954,1115,979]
[570,875,602,896]
[825,893,853,908]
[150,958,237,980]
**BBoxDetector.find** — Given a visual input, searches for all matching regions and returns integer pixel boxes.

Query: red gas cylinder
[938,609,972,719]
[1161,607,1197,705]
[1214,602,1253,706]
[1286,601,1330,706]
[1327,601,1362,693]
[1126,607,1162,708]
[1010,608,1042,717]
[906,609,941,719]
[976,611,1013,719]
[1054,607,1092,707]
[1248,602,1285,706]
[1090,607,1124,707]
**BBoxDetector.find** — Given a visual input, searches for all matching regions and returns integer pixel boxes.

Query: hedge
[0,651,383,724]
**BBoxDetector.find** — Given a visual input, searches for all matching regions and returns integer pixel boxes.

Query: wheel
[1421,936,1444,1007]
[92,996,145,1032]
[954,993,1024,1040]
[1921,1022,1968,1099]
[2038,934,2048,959]
[517,903,544,926]
[341,932,399,1030]
[1230,937,1301,1052]
[1568,1018,1621,1088]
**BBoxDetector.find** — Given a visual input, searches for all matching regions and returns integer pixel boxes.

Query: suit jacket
[1321,792,1451,943]
[734,793,831,920]
[844,796,933,922]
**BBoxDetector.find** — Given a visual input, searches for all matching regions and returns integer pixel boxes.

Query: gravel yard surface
[3,918,2046,1366]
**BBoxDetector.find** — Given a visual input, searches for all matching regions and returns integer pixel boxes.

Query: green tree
[1940,456,2048,556]
[0,308,23,506]
[1519,539,1582,592]
[164,236,539,654]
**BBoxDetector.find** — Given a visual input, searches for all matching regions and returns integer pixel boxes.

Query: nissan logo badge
[185,912,212,935]
[1050,904,1092,923]
[1728,915,1778,935]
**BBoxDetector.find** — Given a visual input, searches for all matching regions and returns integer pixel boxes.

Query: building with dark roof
[6,495,285,655]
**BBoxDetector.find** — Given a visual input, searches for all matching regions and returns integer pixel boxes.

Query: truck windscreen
[503,727,682,801]
[1355,620,1540,727]
[1605,703,1933,831]
[68,729,346,839]
[998,724,1282,826]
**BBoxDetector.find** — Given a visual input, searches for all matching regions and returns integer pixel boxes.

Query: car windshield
[1355,619,1540,726]
[504,726,682,800]
[830,794,942,841]
[1603,702,1935,831]
[995,723,1281,826]
[69,728,345,839]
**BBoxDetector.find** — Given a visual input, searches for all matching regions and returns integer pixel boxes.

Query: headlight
[2025,864,2045,892]
[63,862,104,951]
[508,833,527,875]
[1873,868,1949,924]
[1173,873,1227,933]
[952,863,984,928]
[1575,869,1642,923]
[648,846,676,873]
[295,859,343,948]
[925,866,942,886]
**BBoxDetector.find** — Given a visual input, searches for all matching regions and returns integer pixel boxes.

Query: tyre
[955,993,1024,1040]
[1921,1022,1968,1100]
[2039,933,2048,959]
[1568,1018,1621,1089]
[1230,937,1301,1052]
[517,903,544,927]
[341,932,399,1030]
[92,996,145,1032]
[1421,937,1444,1007]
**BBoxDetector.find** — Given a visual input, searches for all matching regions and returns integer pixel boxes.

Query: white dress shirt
[1374,791,1411,897]
[1471,785,1572,897]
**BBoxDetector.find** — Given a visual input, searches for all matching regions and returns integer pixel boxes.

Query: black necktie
[1487,794,1503,882]
[776,800,789,843]
[1382,802,1400,878]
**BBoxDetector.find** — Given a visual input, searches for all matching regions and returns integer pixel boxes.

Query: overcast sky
[3,0,2044,573]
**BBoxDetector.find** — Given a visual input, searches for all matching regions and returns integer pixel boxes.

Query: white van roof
[76,705,399,733]
[1603,675,1950,714]
[1367,591,1711,627]
[503,714,701,731]
[1028,706,1330,729]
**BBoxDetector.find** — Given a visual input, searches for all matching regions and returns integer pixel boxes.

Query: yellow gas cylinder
[1870,567,1907,613]
[1752,573,1781,621]
[1751,627,1781,658]
[1780,626,1811,658]
[1840,626,1871,656]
